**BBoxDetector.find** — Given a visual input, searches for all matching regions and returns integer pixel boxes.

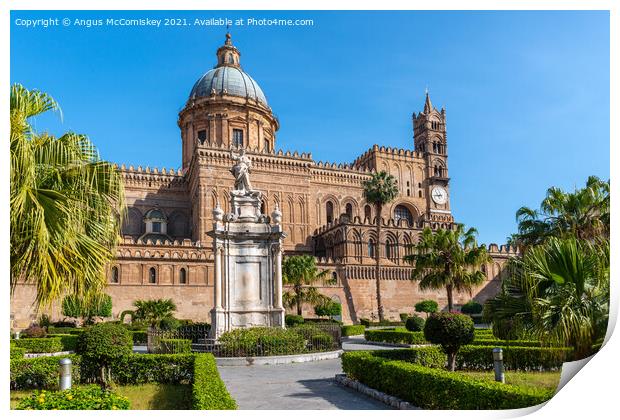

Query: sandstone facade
[10,34,518,328]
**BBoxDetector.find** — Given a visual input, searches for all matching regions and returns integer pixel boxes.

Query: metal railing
[147,323,341,356]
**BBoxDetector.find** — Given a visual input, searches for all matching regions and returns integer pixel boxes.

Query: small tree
[282,255,330,316]
[424,312,474,371]
[133,299,177,328]
[415,299,439,318]
[314,301,342,319]
[76,323,132,387]
[62,293,113,325]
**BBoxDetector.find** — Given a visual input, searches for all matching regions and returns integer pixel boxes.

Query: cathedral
[11,34,518,327]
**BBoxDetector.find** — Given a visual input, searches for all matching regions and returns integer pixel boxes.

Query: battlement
[313,215,425,236]
[352,144,423,169]
[486,243,520,256]
[118,236,202,247]
[115,163,184,177]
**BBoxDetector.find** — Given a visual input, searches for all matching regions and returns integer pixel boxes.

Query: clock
[431,187,448,205]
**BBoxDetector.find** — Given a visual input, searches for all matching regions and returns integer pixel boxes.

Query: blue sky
[10,10,609,245]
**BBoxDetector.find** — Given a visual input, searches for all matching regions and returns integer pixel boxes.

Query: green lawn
[458,370,561,391]
[11,384,192,410]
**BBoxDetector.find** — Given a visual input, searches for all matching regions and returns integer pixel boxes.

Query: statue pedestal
[208,192,286,339]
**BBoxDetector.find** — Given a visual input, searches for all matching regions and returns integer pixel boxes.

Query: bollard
[59,358,72,390]
[493,347,505,383]
[14,331,20,339]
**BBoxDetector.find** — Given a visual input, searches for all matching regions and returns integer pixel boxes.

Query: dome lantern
[216,32,241,68]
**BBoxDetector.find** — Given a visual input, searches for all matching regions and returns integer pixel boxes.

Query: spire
[424,90,433,113]
[216,32,241,69]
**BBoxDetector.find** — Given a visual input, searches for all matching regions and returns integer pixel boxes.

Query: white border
[1,2,616,420]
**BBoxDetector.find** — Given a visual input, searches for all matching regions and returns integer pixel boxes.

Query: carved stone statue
[230,149,260,198]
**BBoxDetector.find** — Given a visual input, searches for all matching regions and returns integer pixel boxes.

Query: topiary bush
[15,385,130,410]
[76,323,133,385]
[460,301,483,315]
[399,313,411,322]
[424,312,474,371]
[314,301,341,318]
[285,314,304,327]
[405,315,426,332]
[415,300,439,316]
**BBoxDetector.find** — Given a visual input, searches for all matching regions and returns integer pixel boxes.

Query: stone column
[214,246,222,309]
[274,244,283,309]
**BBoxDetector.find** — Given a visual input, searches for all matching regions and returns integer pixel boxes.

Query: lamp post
[493,348,505,383]
[59,358,72,390]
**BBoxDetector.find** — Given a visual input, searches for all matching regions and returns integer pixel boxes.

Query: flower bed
[15,385,130,410]
[341,351,554,409]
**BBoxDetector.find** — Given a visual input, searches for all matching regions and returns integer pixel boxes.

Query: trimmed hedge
[219,327,306,356]
[372,345,571,371]
[457,345,571,371]
[341,325,365,336]
[472,339,544,348]
[285,314,304,327]
[15,385,130,410]
[47,334,79,351]
[342,351,554,409]
[11,355,82,390]
[11,338,64,354]
[192,353,237,409]
[360,318,404,327]
[364,329,428,345]
[11,346,26,359]
[158,338,192,354]
[109,354,195,385]
[47,327,82,335]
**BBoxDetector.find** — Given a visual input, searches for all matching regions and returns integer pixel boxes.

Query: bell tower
[413,92,452,223]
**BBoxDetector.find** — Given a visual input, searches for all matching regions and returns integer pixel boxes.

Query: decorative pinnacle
[225,31,232,46]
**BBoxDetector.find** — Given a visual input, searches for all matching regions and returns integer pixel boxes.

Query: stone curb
[215,349,343,366]
[24,351,74,358]
[334,374,418,410]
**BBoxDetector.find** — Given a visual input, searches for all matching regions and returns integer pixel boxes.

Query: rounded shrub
[405,315,426,332]
[460,301,483,315]
[285,314,304,327]
[424,312,474,371]
[76,323,133,384]
[415,300,439,315]
[399,313,411,322]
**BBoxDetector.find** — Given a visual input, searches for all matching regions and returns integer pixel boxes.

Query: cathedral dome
[188,33,268,107]
[189,66,268,106]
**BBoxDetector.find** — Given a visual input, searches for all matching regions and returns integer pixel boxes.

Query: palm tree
[486,237,609,359]
[10,84,124,307]
[133,299,177,328]
[404,224,491,312]
[363,171,399,321]
[511,176,609,250]
[282,255,330,316]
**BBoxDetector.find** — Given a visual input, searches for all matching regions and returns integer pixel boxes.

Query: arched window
[180,268,187,284]
[394,205,414,226]
[364,205,372,221]
[368,239,375,258]
[326,201,334,224]
[260,200,266,215]
[345,203,353,219]
[111,267,119,284]
[228,53,234,64]
[149,267,157,284]
[385,239,392,259]
[332,272,338,282]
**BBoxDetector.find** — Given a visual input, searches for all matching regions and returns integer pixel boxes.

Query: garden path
[217,358,390,410]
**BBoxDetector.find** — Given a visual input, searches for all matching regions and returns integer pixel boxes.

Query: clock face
[431,187,448,205]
